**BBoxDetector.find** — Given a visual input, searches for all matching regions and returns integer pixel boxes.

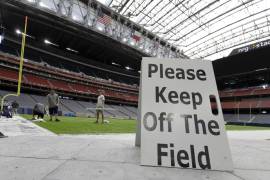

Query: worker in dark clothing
[11,101,19,115]
[32,103,46,120]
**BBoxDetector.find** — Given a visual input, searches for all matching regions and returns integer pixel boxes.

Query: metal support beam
[118,0,131,13]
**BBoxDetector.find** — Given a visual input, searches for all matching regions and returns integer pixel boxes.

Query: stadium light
[98,26,103,31]
[72,15,77,20]
[122,38,127,42]
[112,62,120,66]
[72,15,81,22]
[44,39,59,47]
[15,29,35,39]
[129,41,135,46]
[44,39,50,44]
[125,66,133,70]
[0,25,5,44]
[97,26,104,32]
[0,35,3,44]
[15,29,21,34]
[66,47,78,53]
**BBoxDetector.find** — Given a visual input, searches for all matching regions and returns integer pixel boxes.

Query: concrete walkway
[0,116,270,180]
[0,116,55,136]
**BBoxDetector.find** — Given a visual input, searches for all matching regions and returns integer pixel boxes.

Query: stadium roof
[97,0,270,60]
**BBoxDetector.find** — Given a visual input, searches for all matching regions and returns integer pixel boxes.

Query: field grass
[20,114,270,134]
[21,114,136,134]
[225,125,270,131]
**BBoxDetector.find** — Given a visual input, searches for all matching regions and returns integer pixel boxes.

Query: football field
[21,114,136,134]
[21,114,270,134]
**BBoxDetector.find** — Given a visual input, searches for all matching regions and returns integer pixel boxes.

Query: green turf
[20,114,270,134]
[21,114,136,134]
[225,125,270,131]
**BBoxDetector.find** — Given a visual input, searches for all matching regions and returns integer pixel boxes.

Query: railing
[219,87,270,97]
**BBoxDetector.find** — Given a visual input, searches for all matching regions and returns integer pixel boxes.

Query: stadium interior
[1,1,270,179]
[0,0,270,126]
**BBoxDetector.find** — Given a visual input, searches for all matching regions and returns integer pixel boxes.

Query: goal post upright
[17,16,28,96]
[0,16,28,112]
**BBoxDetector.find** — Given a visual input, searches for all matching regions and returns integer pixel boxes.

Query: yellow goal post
[0,16,28,112]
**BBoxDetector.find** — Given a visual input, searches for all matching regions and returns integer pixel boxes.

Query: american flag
[97,11,112,25]
[131,30,141,42]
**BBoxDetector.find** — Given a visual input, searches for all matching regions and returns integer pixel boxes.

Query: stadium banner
[140,57,233,171]
[229,39,270,56]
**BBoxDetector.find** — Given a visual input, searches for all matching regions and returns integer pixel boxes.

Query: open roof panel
[98,0,270,60]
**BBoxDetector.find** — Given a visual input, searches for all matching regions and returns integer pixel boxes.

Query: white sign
[140,57,233,171]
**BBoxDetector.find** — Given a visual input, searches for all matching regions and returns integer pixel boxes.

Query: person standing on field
[11,100,19,115]
[95,91,105,124]
[47,90,60,122]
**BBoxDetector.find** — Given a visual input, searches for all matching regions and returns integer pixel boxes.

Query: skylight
[97,0,270,60]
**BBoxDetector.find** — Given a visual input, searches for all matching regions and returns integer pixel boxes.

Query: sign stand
[135,72,142,147]
[0,132,7,138]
